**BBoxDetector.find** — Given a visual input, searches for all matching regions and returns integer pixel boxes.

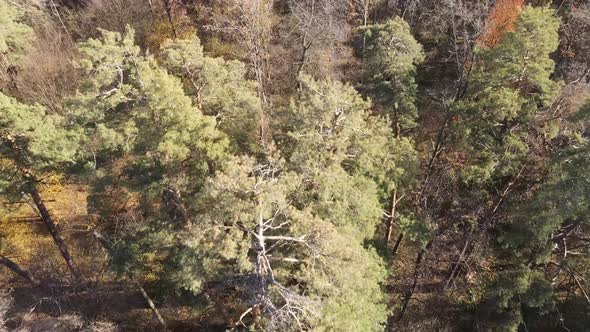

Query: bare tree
[287,0,349,83]
[351,0,385,59]
[161,0,178,38]
[558,3,590,84]
[234,162,319,330]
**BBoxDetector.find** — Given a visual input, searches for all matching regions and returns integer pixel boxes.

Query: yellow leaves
[141,252,164,283]
[146,13,196,50]
[42,173,65,196]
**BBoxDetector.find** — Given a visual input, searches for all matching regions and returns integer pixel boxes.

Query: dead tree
[208,0,274,146]
[287,0,349,84]
[234,162,318,330]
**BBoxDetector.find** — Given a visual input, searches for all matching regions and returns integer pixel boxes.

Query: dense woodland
[0,0,589,331]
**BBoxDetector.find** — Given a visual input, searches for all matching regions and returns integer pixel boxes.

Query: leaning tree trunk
[135,280,169,330]
[93,231,168,330]
[0,254,40,286]
[397,248,425,321]
[28,184,81,279]
[2,133,81,279]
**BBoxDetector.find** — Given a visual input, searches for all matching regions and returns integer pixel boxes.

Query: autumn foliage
[479,0,525,47]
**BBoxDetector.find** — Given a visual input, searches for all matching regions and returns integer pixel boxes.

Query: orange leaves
[478,0,525,48]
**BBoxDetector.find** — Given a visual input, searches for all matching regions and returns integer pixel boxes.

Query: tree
[478,0,525,48]
[158,36,263,154]
[171,155,388,330]
[360,17,424,136]
[0,254,40,286]
[389,5,563,326]
[0,92,83,278]
[0,0,34,90]
[287,0,349,83]
[356,18,424,256]
[76,35,392,326]
[207,0,275,147]
[0,0,33,64]
[457,6,561,184]
[69,27,229,289]
[478,146,590,331]
[286,76,417,240]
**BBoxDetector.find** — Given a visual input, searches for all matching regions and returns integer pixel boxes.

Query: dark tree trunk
[391,233,404,258]
[162,0,178,38]
[1,132,81,279]
[397,249,425,321]
[29,185,81,279]
[0,254,40,286]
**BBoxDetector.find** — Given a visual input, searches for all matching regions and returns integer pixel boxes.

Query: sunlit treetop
[0,0,33,63]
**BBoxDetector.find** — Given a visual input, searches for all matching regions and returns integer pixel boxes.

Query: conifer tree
[478,147,590,331]
[357,18,424,251]
[159,37,263,154]
[0,0,34,91]
[287,75,417,241]
[69,27,229,285]
[172,155,388,330]
[0,92,83,277]
[457,6,561,184]
[360,17,424,136]
[461,8,584,331]
[0,0,33,64]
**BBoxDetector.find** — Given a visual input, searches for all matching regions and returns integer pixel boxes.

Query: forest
[0,0,589,331]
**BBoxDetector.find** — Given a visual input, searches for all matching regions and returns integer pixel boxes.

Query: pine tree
[478,147,590,331]
[69,27,229,285]
[171,155,388,330]
[360,17,424,136]
[0,0,33,64]
[159,37,263,154]
[457,6,561,184]
[286,75,417,241]
[0,92,83,277]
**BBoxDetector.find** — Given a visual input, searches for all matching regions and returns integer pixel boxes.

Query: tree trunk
[362,1,369,58]
[147,0,155,15]
[386,189,397,243]
[29,185,81,279]
[397,238,436,322]
[391,233,404,258]
[135,281,169,330]
[397,247,426,321]
[0,254,40,286]
[162,0,178,38]
[444,238,470,290]
[1,134,81,279]
[417,115,449,203]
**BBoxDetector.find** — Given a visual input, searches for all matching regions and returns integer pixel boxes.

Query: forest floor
[0,184,222,331]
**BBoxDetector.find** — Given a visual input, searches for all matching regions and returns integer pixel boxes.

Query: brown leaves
[478,0,525,48]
